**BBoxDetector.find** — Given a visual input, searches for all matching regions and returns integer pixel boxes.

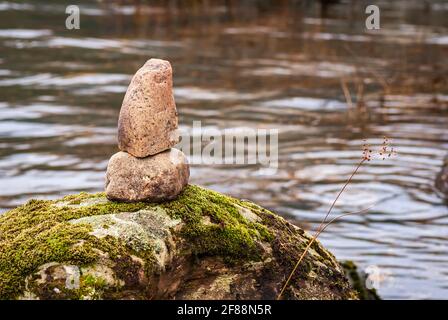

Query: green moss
[160,185,272,262]
[81,274,107,291]
[61,274,110,300]
[0,193,150,300]
[0,185,273,299]
[61,192,105,205]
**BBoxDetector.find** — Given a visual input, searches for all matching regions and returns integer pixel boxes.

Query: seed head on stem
[276,137,396,300]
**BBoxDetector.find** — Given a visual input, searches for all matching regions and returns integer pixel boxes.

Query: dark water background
[0,0,448,299]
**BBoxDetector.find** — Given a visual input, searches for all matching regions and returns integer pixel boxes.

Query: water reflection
[0,0,447,299]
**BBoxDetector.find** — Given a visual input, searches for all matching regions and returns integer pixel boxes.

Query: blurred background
[0,0,447,299]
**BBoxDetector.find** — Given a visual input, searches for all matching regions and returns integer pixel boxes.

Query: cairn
[105,59,189,202]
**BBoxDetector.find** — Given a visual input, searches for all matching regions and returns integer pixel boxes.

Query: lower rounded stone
[105,148,189,202]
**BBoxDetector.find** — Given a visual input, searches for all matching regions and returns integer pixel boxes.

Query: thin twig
[316,159,365,232]
[342,44,391,95]
[341,78,354,110]
[277,158,366,300]
[316,203,377,240]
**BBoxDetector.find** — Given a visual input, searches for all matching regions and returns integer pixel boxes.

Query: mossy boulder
[0,185,359,300]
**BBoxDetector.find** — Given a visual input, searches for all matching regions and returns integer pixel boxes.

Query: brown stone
[105,149,189,202]
[118,58,179,158]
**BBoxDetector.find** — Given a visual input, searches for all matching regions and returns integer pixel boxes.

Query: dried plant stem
[277,158,366,300]
[317,204,375,238]
[341,79,354,110]
[342,44,391,95]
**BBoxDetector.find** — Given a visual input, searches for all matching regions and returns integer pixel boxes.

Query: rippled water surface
[1,0,448,299]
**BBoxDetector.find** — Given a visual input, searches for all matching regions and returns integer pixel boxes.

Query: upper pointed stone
[118,59,179,158]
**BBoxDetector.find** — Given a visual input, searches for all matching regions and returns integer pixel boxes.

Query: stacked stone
[105,59,189,202]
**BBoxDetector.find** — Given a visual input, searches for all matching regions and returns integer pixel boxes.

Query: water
[1,0,448,299]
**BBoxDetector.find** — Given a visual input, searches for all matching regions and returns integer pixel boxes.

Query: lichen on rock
[0,185,360,300]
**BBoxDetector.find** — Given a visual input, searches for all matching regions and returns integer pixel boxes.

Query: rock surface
[341,261,380,300]
[105,148,189,202]
[0,185,361,300]
[436,155,448,198]
[118,58,179,158]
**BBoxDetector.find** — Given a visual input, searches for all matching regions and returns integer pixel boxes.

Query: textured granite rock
[105,148,189,202]
[118,58,179,158]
